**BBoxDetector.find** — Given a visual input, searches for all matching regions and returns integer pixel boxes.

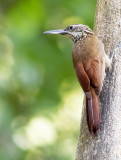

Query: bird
[44,24,111,134]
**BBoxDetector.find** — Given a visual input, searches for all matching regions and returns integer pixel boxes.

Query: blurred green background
[0,0,97,159]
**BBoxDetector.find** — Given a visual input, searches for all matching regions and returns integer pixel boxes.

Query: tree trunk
[75,0,121,159]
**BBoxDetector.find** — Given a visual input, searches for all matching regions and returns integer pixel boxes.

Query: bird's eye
[69,26,73,30]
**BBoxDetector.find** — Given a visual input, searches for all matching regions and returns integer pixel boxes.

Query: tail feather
[86,88,100,134]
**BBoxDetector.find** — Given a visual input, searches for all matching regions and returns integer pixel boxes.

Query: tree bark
[75,0,121,159]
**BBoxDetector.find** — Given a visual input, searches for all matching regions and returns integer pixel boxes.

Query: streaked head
[44,24,94,43]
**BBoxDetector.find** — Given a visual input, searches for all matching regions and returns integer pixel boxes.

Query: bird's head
[44,24,94,43]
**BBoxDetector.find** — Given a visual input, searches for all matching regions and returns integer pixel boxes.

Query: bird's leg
[105,41,121,68]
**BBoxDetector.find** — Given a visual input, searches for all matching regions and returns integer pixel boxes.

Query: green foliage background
[0,0,97,159]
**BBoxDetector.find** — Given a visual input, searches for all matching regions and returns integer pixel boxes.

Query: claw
[110,41,121,61]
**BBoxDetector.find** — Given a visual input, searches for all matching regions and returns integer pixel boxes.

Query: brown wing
[83,56,105,94]
[74,56,104,94]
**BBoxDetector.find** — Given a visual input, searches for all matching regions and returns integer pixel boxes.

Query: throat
[73,32,89,43]
[74,34,88,43]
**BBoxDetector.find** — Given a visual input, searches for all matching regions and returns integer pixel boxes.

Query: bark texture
[75,0,121,159]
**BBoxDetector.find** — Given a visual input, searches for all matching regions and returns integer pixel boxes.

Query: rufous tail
[86,87,100,134]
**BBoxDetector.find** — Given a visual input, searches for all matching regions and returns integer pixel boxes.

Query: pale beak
[43,29,68,35]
